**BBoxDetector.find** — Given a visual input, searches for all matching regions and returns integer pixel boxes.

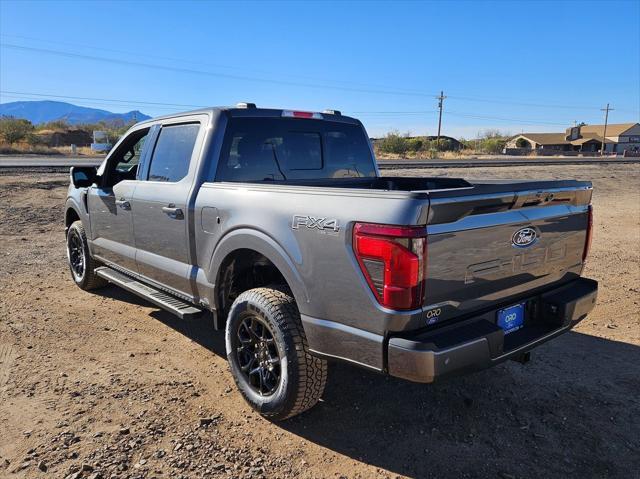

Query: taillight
[582,205,593,263]
[353,222,427,310]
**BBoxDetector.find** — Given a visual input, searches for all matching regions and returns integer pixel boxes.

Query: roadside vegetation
[374,129,511,159]
[0,116,134,155]
[1,116,515,159]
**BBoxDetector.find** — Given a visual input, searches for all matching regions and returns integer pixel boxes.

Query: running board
[95,267,203,319]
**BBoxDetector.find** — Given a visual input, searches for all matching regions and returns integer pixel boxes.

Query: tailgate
[423,180,592,323]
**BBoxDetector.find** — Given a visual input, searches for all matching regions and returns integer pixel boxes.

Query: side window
[116,135,146,172]
[147,124,200,183]
[105,128,150,187]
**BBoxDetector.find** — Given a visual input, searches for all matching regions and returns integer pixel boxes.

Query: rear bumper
[387,277,598,383]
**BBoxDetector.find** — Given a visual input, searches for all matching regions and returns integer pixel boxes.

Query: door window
[147,124,200,182]
[104,128,150,186]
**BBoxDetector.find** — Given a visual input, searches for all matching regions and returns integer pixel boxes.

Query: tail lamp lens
[582,205,593,263]
[353,222,427,310]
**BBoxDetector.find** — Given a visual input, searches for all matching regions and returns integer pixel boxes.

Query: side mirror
[70,166,97,188]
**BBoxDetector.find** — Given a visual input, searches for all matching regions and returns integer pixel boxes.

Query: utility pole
[436,90,446,150]
[600,103,613,156]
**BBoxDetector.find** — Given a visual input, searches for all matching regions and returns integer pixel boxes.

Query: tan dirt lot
[0,164,639,479]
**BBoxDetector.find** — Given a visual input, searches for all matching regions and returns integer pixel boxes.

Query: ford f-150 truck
[65,104,598,420]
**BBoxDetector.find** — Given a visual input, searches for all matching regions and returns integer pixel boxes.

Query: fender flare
[64,198,83,230]
[208,228,309,312]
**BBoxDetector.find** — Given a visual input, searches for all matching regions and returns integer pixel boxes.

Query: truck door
[87,126,152,272]
[131,120,204,297]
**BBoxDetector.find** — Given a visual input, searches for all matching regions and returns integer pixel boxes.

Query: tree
[0,117,34,144]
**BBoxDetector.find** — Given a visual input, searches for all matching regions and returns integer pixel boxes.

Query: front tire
[225,287,327,420]
[66,220,107,291]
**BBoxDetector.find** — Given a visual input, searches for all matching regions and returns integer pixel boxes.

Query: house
[506,123,640,154]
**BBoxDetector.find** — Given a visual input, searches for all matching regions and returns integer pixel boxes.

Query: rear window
[215,118,375,181]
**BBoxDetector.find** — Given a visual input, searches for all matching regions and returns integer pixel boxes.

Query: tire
[66,220,107,291]
[225,287,327,420]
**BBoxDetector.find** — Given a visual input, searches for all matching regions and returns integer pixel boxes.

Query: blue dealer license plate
[497,302,525,334]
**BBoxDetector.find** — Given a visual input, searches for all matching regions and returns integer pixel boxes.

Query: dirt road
[1,164,638,479]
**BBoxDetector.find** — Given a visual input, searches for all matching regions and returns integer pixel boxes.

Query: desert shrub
[434,138,455,151]
[406,137,423,152]
[378,131,409,155]
[0,116,34,144]
[481,137,508,154]
[25,132,44,146]
[465,130,510,154]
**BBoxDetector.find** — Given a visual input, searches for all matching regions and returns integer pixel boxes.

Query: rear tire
[66,220,107,291]
[225,287,327,420]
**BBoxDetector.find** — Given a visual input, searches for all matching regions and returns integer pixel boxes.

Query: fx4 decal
[292,215,340,233]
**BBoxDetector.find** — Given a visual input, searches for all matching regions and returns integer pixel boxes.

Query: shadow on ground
[96,286,640,478]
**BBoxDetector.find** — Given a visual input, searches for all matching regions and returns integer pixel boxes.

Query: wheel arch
[65,205,81,230]
[209,228,309,327]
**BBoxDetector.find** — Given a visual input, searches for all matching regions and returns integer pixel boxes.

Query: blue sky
[1,0,638,138]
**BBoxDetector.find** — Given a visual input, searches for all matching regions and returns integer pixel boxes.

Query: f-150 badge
[292,215,340,233]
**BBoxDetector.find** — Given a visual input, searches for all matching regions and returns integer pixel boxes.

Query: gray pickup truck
[65,104,598,420]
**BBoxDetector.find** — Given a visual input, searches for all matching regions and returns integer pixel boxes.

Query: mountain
[0,100,151,125]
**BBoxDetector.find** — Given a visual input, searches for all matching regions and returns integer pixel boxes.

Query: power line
[0,33,429,96]
[2,39,637,114]
[0,93,187,113]
[0,90,206,109]
[354,110,575,126]
[445,111,571,127]
[447,94,599,111]
[0,90,622,129]
[0,43,443,99]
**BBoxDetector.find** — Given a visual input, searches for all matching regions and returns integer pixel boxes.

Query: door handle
[115,198,131,210]
[162,205,184,219]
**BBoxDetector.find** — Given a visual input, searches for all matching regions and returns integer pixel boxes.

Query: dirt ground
[0,164,638,479]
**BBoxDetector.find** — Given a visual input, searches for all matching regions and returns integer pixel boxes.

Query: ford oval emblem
[512,227,537,248]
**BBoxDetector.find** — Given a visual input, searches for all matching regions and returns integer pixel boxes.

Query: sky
[0,0,639,138]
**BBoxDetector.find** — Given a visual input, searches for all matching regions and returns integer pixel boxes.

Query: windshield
[215,117,376,182]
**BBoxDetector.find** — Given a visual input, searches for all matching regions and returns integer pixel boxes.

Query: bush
[406,137,423,152]
[459,130,510,154]
[378,131,409,155]
[481,137,507,154]
[376,132,465,157]
[0,116,34,144]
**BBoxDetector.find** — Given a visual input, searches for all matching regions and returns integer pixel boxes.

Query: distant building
[506,123,640,154]
[91,130,112,152]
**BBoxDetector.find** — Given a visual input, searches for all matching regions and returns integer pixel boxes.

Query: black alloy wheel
[234,313,282,396]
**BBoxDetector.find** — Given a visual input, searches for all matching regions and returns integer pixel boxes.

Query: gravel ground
[0,164,639,479]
